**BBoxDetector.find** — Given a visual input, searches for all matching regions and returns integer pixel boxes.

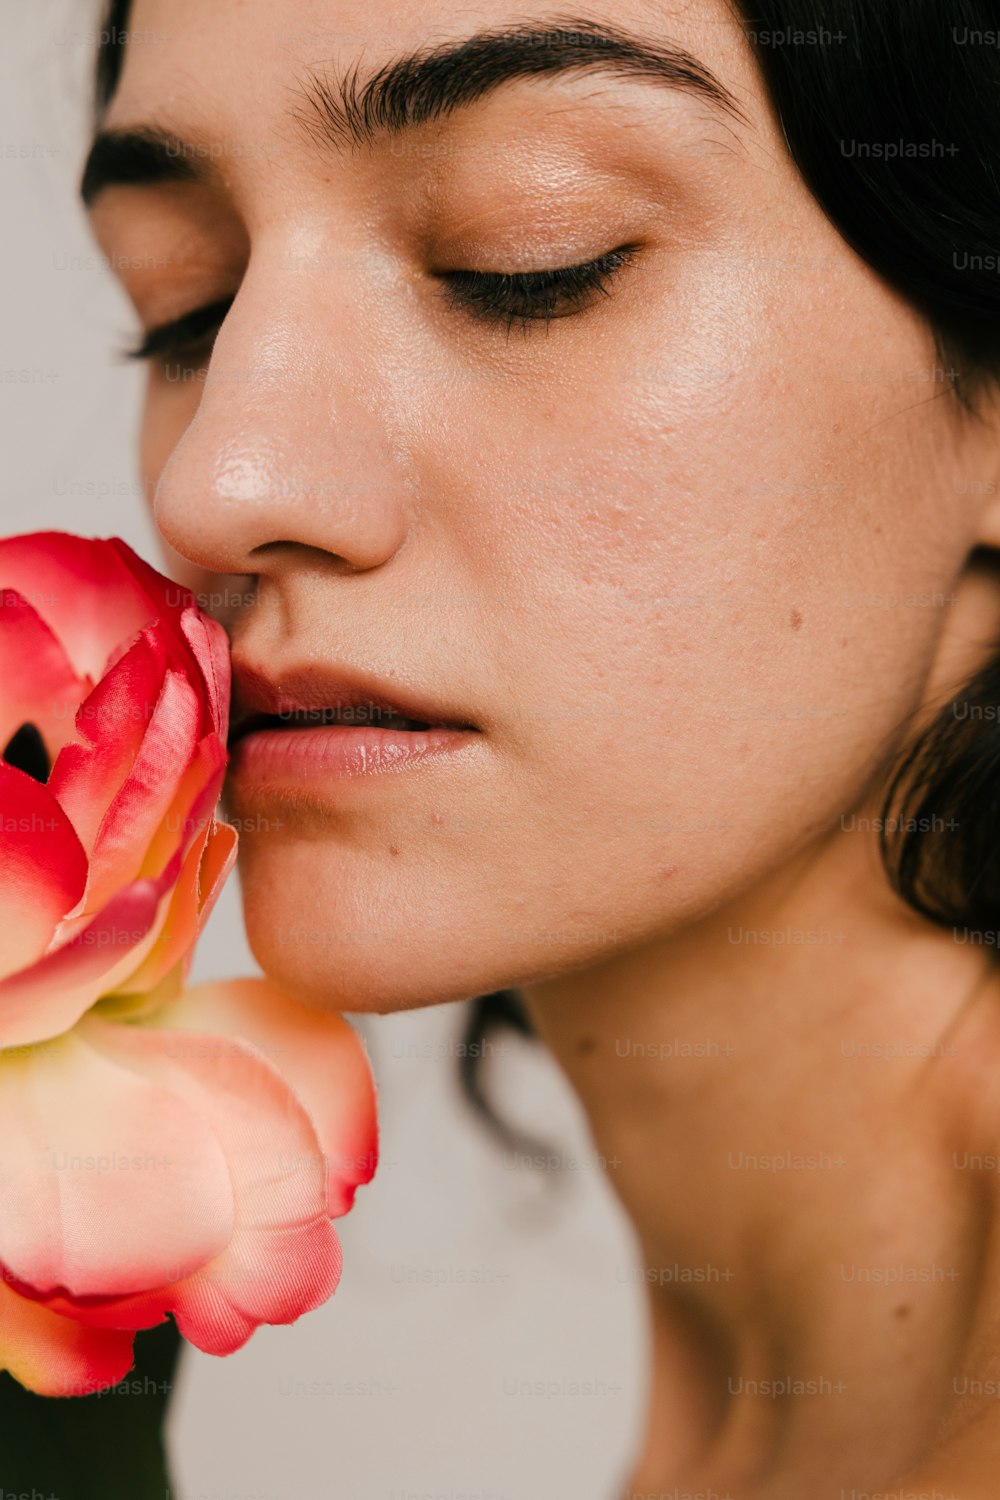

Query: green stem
[0,1319,182,1499]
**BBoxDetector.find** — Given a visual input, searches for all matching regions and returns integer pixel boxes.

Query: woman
[83,0,1000,1494]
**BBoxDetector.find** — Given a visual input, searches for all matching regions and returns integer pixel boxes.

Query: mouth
[228,658,478,743]
[230,704,441,742]
[225,660,480,784]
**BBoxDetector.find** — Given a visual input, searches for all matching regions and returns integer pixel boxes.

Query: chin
[234,831,651,1016]
[246,941,460,1016]
[235,839,499,1014]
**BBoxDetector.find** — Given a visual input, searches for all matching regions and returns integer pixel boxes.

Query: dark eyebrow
[301,16,748,151]
[81,15,747,206]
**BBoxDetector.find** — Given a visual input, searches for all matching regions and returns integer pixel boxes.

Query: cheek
[435,283,968,911]
[140,375,203,495]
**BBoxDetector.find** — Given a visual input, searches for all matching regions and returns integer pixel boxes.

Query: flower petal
[0,590,89,758]
[107,538,194,631]
[136,733,227,890]
[77,669,201,917]
[168,1217,341,1355]
[0,1027,233,1298]
[118,818,237,1000]
[180,607,231,736]
[0,764,88,980]
[147,979,378,1216]
[35,1014,341,1354]
[46,628,168,860]
[0,533,167,683]
[0,1273,134,1397]
[0,848,185,1047]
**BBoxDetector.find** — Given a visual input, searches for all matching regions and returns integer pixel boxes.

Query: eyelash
[436,243,641,335]
[123,296,235,368]
[124,243,640,365]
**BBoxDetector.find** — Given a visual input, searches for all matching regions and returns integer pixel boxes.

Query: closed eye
[436,243,641,335]
[123,295,235,367]
[122,242,641,367]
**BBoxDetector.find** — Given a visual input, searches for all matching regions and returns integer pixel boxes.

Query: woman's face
[89,0,1000,1013]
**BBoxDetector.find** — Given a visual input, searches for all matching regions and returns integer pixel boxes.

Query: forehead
[109,0,760,136]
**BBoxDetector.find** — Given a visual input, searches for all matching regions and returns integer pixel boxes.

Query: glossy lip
[228,721,479,783]
[227,657,480,784]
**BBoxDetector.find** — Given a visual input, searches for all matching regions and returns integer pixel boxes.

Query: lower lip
[227,724,479,783]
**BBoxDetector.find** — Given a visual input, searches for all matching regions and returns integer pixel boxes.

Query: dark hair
[93,1,1000,1135]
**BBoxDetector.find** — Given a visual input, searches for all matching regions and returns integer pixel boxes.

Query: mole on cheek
[791,609,803,631]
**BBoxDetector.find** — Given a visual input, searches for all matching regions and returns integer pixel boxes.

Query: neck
[520,816,1000,1499]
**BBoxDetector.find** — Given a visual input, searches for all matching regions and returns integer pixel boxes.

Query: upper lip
[228,657,478,744]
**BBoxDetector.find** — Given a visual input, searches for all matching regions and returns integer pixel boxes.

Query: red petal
[0,533,171,683]
[77,669,201,917]
[47,629,168,859]
[0,590,89,757]
[0,1273,135,1397]
[180,608,231,736]
[0,764,88,979]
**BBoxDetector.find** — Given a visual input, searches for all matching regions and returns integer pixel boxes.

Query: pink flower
[0,531,233,1034]
[0,533,377,1395]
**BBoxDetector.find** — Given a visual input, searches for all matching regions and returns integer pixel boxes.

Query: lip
[228,721,478,784]
[227,657,480,785]
[230,658,476,733]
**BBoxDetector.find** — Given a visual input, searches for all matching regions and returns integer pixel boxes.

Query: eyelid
[123,294,235,362]
[435,242,642,333]
[122,240,640,365]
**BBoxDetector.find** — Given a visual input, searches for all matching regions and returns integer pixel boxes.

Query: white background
[0,5,648,1498]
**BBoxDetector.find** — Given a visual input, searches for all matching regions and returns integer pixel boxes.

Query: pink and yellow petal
[146,978,378,1216]
[0,1026,234,1298]
[137,734,227,886]
[121,819,237,998]
[38,1014,338,1350]
[0,849,185,1047]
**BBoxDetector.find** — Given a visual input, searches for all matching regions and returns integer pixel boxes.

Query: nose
[151,255,412,583]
